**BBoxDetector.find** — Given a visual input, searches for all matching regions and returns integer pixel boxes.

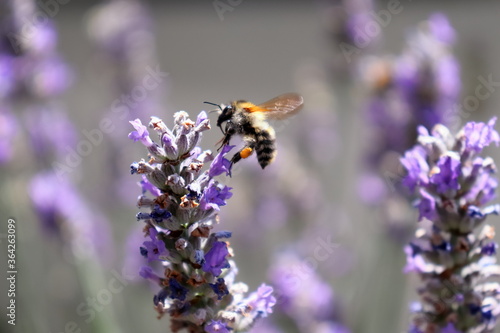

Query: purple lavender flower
[1,17,71,99]
[428,13,456,45]
[401,146,430,192]
[320,0,376,68]
[463,117,500,153]
[129,119,154,147]
[251,320,284,333]
[24,108,78,160]
[202,241,230,276]
[208,144,234,177]
[86,0,165,208]
[481,242,497,256]
[0,3,73,164]
[417,189,438,222]
[139,175,162,197]
[429,154,461,194]
[403,245,430,274]
[168,278,189,301]
[401,119,500,332]
[141,227,168,262]
[29,55,73,97]
[441,323,462,333]
[199,180,233,211]
[209,278,229,300]
[247,284,276,317]
[130,111,276,331]
[205,320,230,333]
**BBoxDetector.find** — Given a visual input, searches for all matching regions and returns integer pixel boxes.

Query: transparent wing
[250,93,303,120]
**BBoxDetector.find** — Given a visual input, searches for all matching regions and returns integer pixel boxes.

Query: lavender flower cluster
[358,13,461,240]
[362,13,459,161]
[129,111,276,332]
[1,0,115,256]
[0,0,72,164]
[401,118,500,332]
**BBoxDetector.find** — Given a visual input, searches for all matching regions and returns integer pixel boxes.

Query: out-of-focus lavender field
[2,0,500,332]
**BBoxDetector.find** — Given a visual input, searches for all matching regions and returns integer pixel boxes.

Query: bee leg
[216,136,227,151]
[229,142,256,175]
[217,127,235,151]
[217,134,232,151]
[230,147,254,164]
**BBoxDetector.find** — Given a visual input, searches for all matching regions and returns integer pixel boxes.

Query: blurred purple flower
[357,172,387,205]
[481,242,497,256]
[24,108,78,159]
[251,320,284,333]
[441,323,461,333]
[359,15,461,243]
[403,245,428,274]
[464,172,498,206]
[0,109,17,164]
[269,251,348,331]
[141,227,168,262]
[428,13,456,45]
[23,21,58,54]
[417,189,438,222]
[0,56,15,98]
[140,175,161,197]
[86,0,155,61]
[400,146,429,192]
[1,18,71,98]
[30,56,73,97]
[123,226,149,281]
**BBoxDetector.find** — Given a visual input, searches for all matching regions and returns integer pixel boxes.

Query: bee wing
[247,93,303,120]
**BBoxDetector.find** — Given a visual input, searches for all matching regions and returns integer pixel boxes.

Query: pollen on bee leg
[240,147,253,159]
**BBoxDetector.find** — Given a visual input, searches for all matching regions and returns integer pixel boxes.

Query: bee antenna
[204,101,223,113]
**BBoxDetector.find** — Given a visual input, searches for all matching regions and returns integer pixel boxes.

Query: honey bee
[205,93,303,169]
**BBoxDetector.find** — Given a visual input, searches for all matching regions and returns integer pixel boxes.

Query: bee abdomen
[255,130,276,169]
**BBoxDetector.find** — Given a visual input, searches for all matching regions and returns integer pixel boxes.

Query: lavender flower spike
[401,118,500,332]
[130,111,275,332]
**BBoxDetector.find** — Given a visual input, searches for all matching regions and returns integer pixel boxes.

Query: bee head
[216,105,235,128]
[204,101,234,133]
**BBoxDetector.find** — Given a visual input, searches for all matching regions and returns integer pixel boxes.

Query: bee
[205,93,303,169]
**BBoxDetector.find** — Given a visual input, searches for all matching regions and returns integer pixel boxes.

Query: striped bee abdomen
[255,128,276,169]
